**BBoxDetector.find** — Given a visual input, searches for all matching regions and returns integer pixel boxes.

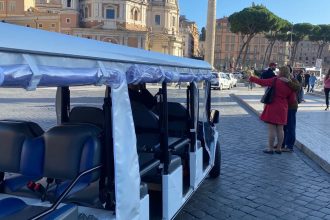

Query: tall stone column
[205,0,217,68]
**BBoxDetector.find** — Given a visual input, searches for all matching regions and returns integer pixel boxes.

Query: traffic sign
[316,59,322,69]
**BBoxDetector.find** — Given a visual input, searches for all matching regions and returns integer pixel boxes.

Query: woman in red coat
[249,66,296,154]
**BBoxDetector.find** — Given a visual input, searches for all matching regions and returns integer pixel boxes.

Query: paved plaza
[0,87,330,220]
[233,87,330,173]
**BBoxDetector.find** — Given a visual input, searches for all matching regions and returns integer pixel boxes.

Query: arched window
[103,37,118,44]
[134,10,138,21]
[131,8,139,21]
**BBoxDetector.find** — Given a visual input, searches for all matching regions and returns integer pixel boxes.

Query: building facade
[294,40,330,73]
[0,0,183,56]
[179,15,200,58]
[213,17,289,71]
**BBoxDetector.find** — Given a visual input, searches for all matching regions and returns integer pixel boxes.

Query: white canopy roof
[0,22,211,69]
[0,22,212,89]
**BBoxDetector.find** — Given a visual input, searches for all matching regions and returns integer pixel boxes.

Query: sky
[179,0,330,30]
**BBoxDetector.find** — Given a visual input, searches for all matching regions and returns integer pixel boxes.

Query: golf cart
[0,22,221,220]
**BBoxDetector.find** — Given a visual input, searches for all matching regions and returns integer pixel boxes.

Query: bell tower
[147,0,183,56]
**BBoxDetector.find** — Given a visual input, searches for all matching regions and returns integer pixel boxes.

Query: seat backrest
[69,106,104,129]
[131,101,159,133]
[0,121,44,173]
[131,101,160,151]
[42,124,102,181]
[168,102,189,137]
[128,88,156,110]
[153,102,189,137]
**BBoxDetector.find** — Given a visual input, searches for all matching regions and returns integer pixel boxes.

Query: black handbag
[260,78,277,104]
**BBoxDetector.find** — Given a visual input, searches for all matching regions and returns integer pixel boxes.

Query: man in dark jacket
[304,72,310,91]
[278,66,301,152]
[261,63,277,79]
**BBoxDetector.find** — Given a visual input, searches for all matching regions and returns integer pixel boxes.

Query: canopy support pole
[22,54,41,91]
[160,82,170,175]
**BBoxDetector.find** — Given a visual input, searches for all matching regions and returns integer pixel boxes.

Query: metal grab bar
[30,165,102,220]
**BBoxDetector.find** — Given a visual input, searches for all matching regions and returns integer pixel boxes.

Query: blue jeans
[283,109,297,149]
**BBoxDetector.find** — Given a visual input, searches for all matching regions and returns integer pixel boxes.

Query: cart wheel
[209,140,221,178]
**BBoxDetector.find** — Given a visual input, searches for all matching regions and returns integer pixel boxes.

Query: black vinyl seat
[0,120,44,193]
[130,101,161,178]
[142,155,182,185]
[138,153,161,177]
[69,106,104,129]
[43,124,102,200]
[130,101,185,186]
[153,102,189,138]
[131,101,189,153]
[0,123,102,219]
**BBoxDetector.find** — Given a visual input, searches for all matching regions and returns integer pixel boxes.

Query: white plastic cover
[0,52,124,90]
[0,51,212,90]
[126,65,212,84]
[111,79,140,220]
[0,23,212,90]
[199,85,218,165]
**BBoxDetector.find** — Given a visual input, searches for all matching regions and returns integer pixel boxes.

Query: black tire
[209,140,221,178]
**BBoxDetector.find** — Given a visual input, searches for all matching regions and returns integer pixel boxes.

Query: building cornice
[73,27,148,35]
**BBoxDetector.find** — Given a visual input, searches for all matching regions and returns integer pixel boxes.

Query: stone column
[124,36,128,46]
[205,0,217,68]
[138,36,142,49]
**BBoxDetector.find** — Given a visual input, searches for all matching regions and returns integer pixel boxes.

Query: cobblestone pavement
[233,87,330,173]
[176,89,330,220]
[1,87,330,220]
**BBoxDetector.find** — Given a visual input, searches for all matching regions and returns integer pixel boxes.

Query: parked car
[233,72,243,79]
[211,72,231,90]
[226,73,238,87]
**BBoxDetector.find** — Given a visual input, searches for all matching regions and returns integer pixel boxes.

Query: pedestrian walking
[175,82,181,89]
[279,66,301,152]
[248,69,255,90]
[248,81,254,90]
[304,72,310,91]
[309,73,317,93]
[248,66,296,154]
[296,70,305,102]
[324,69,330,111]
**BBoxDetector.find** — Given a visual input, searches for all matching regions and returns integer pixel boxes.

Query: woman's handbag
[260,78,277,104]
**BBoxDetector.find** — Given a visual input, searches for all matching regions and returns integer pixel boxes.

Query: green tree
[228,5,277,68]
[309,24,330,59]
[290,23,314,65]
[262,18,292,68]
